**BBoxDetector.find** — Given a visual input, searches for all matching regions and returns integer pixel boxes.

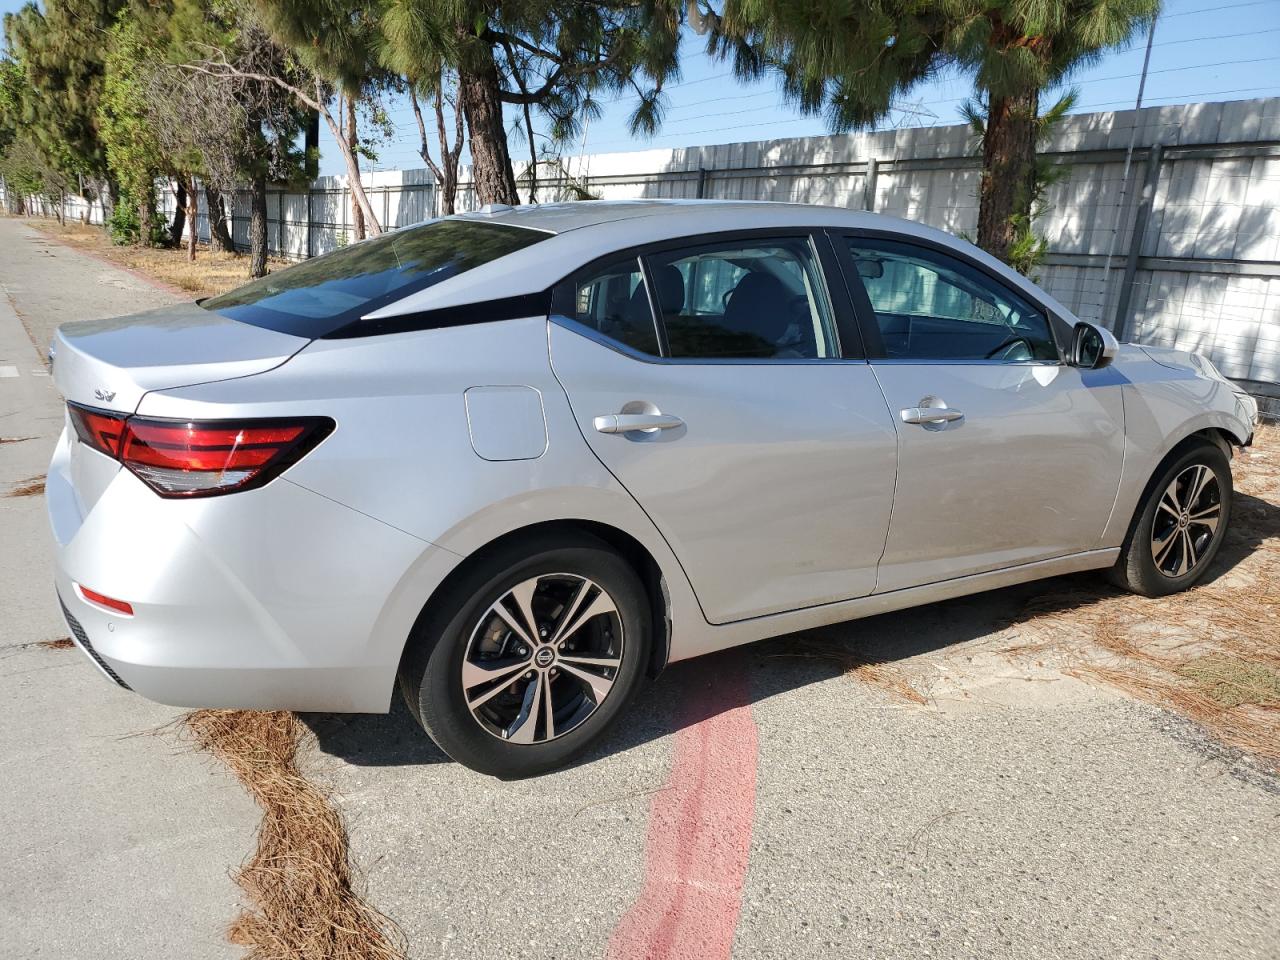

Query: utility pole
[1100,14,1159,332]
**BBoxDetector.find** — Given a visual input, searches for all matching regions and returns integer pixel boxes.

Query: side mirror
[1069,320,1119,370]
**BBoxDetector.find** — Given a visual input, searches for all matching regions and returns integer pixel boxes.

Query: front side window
[645,237,837,360]
[203,219,549,338]
[845,238,1057,362]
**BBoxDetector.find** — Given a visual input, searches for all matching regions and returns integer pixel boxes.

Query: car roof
[444,199,868,235]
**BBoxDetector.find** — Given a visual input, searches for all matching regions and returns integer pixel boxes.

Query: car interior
[847,241,1059,362]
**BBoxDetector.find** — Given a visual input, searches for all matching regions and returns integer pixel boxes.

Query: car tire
[398,532,651,778]
[1109,440,1233,598]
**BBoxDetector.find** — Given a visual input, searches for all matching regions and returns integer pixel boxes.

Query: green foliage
[106,198,137,244]
[98,15,165,224]
[704,0,1157,130]
[3,0,125,182]
[252,0,385,96]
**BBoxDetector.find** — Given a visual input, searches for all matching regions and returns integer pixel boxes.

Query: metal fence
[5,96,1278,399]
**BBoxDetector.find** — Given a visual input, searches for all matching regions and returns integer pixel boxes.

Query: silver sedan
[46,200,1257,776]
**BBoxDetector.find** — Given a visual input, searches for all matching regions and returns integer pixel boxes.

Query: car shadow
[301,489,1278,772]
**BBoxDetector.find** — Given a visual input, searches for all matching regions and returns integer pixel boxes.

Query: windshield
[202,219,550,338]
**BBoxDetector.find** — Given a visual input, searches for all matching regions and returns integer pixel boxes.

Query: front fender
[1101,373,1252,545]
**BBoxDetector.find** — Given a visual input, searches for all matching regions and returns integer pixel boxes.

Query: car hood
[52,302,309,414]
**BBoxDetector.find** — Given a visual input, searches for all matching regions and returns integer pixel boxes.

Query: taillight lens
[68,405,127,458]
[68,403,333,498]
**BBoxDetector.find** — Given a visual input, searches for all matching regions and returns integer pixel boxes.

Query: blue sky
[4,0,1279,175]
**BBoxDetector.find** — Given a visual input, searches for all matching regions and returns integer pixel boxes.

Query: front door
[836,233,1125,593]
[549,232,898,624]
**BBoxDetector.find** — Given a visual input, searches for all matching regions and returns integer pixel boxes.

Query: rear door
[834,232,1125,593]
[549,231,898,625]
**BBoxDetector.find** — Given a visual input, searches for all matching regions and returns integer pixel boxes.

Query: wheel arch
[396,519,674,683]
[1120,426,1236,543]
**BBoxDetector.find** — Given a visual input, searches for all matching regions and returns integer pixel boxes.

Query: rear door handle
[900,403,964,425]
[593,413,685,434]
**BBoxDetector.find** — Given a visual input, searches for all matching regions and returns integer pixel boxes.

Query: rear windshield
[202,219,549,338]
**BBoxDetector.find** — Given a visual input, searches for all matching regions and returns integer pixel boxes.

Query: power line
[1151,25,1280,46]
[1162,0,1276,17]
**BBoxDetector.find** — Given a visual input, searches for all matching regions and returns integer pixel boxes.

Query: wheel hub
[1150,464,1222,579]
[461,573,624,744]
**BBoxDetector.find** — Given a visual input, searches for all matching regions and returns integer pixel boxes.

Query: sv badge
[94,388,116,402]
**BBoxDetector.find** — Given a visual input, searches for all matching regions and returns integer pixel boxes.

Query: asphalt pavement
[1,216,1277,960]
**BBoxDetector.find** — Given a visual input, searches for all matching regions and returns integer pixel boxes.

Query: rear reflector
[77,584,134,616]
[68,403,333,498]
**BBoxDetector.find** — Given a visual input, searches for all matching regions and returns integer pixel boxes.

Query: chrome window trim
[867,357,1065,367]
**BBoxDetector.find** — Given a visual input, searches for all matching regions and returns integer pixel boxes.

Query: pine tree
[381,0,683,205]
[699,0,1158,268]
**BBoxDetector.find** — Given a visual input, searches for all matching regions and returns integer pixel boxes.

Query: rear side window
[645,238,836,359]
[562,255,660,355]
[203,220,549,338]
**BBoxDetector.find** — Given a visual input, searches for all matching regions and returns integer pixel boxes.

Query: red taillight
[77,585,134,616]
[67,403,333,498]
[68,405,127,457]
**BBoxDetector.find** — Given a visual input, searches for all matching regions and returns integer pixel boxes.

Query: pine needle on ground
[180,710,406,960]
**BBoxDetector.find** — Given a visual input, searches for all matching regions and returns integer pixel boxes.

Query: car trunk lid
[51,303,309,514]
[52,302,309,414]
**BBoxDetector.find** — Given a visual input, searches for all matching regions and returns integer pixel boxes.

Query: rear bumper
[48,429,455,712]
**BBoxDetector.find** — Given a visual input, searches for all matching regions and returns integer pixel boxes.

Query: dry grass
[180,710,406,960]
[38,637,74,650]
[847,654,930,705]
[4,476,45,498]
[30,220,290,298]
[1006,423,1280,766]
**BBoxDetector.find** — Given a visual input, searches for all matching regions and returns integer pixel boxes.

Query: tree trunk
[976,89,1039,266]
[207,186,233,253]
[314,87,381,235]
[346,96,365,241]
[458,58,519,206]
[169,179,187,248]
[185,175,198,262]
[249,174,268,279]
[139,194,154,246]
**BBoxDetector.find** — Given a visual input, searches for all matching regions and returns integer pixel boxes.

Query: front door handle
[900,398,964,426]
[593,413,685,435]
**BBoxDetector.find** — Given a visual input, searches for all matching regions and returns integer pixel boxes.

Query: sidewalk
[0,217,255,960]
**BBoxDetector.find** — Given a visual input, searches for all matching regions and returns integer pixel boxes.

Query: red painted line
[607,659,758,960]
